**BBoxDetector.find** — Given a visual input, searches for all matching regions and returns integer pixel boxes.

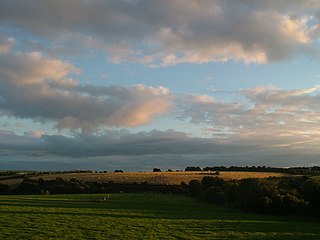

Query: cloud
[2,50,316,149]
[176,85,320,152]
[0,50,319,159]
[0,51,79,86]
[0,128,318,170]
[24,130,44,138]
[0,128,290,158]
[0,51,172,130]
[0,36,15,53]
[0,0,319,65]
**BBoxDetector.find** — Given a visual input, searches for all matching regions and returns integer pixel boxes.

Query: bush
[188,180,202,197]
[18,179,41,194]
[201,176,225,188]
[0,183,10,194]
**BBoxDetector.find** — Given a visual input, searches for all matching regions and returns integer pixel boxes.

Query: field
[0,171,289,187]
[0,193,319,239]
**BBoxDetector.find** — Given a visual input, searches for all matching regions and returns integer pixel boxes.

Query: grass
[0,194,320,239]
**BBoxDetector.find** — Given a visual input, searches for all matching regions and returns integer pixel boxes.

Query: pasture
[0,193,319,239]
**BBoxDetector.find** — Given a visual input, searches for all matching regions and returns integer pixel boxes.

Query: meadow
[0,193,319,239]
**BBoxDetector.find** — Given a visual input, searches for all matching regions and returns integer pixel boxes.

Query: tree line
[189,176,320,217]
[185,166,320,175]
[0,177,186,195]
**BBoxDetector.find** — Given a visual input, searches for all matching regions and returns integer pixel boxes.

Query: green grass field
[0,194,319,240]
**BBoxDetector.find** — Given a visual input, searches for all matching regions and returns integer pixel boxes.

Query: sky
[0,0,320,171]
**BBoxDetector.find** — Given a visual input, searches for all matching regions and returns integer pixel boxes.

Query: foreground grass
[0,194,319,239]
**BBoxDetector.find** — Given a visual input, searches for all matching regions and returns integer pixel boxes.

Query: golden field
[0,171,290,186]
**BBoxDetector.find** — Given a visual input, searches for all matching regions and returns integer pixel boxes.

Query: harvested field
[0,171,290,186]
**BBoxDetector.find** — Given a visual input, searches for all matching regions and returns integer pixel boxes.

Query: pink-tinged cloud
[0,51,173,131]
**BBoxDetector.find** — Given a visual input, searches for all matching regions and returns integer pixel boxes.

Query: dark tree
[185,166,202,171]
[188,179,202,197]
[201,176,225,188]
[0,183,9,194]
[18,179,41,194]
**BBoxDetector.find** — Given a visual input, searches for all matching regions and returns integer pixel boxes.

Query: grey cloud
[176,86,320,152]
[0,0,318,64]
[0,36,15,53]
[0,51,172,130]
[0,129,318,171]
[3,152,318,171]
[0,128,293,158]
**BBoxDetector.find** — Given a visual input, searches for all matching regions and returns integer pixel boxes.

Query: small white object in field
[103,195,109,201]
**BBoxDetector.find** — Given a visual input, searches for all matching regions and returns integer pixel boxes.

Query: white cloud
[0,0,319,65]
[177,85,320,151]
[0,51,173,131]
[0,51,79,86]
[280,16,310,44]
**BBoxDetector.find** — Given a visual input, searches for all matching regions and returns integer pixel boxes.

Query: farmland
[0,193,320,240]
[0,171,290,187]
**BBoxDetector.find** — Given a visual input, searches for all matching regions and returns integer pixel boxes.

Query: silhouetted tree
[185,166,202,171]
[188,180,202,197]
[0,183,9,194]
[18,179,41,194]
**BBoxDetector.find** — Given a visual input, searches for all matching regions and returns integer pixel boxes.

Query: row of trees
[0,177,186,195]
[189,176,320,217]
[185,166,320,175]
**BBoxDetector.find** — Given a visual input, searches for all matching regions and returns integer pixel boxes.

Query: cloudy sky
[0,0,320,171]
